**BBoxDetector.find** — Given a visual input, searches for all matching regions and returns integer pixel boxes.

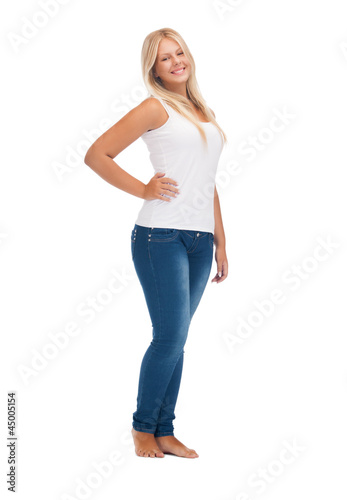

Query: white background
[1,0,347,499]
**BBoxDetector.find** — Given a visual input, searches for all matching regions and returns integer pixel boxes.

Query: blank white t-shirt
[135,95,223,233]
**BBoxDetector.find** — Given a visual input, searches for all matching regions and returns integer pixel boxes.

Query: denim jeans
[130,223,214,437]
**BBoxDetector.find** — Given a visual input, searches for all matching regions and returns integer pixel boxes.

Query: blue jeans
[130,223,214,437]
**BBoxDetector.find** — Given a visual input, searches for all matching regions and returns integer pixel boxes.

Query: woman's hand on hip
[144,172,180,201]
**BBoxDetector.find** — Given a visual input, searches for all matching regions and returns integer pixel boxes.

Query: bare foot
[155,435,199,458]
[131,428,165,458]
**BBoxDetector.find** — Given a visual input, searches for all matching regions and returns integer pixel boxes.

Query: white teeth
[172,68,184,74]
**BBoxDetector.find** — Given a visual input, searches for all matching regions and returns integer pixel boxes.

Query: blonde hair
[141,27,228,148]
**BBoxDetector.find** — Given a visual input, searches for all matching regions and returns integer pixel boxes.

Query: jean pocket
[149,227,179,242]
[208,232,214,248]
[130,227,137,260]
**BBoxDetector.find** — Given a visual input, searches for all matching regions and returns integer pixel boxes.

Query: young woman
[84,27,228,459]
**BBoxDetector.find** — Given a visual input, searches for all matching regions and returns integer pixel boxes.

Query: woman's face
[153,38,191,91]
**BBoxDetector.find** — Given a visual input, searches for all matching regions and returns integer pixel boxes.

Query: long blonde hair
[141,27,228,148]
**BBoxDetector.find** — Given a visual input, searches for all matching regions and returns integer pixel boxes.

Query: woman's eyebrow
[159,48,182,56]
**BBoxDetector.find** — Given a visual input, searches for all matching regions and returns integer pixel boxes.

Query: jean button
[197,232,200,237]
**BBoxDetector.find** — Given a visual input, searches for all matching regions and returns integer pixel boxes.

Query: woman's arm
[211,186,228,284]
[84,98,178,200]
[213,185,226,248]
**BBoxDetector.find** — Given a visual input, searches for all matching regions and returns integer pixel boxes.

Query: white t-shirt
[135,95,223,233]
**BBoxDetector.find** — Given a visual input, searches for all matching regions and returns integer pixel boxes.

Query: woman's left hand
[211,246,228,284]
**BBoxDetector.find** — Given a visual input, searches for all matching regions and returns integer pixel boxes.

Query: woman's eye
[162,52,184,61]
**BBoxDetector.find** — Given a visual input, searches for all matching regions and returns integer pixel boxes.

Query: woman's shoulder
[141,95,164,108]
[139,96,171,133]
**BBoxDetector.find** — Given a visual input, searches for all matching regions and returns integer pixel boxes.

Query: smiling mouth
[171,67,185,75]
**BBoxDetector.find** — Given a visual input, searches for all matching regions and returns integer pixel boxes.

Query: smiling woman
[171,67,185,74]
[154,42,189,81]
[142,33,227,143]
[83,27,229,460]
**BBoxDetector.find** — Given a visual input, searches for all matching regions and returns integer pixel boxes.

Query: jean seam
[133,425,155,433]
[135,346,154,417]
[131,227,137,260]
[181,230,194,239]
[209,233,214,248]
[147,237,162,342]
[132,231,162,433]
[149,231,179,243]
[187,239,199,254]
